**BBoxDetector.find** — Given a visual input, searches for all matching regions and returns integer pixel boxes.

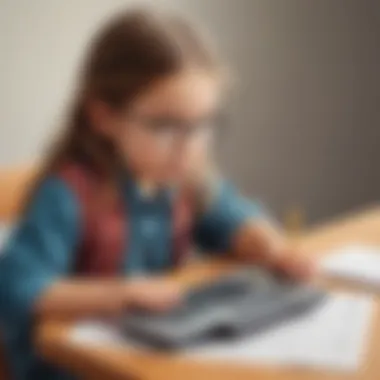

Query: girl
[0,8,314,380]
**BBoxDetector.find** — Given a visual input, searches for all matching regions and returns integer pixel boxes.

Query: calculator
[122,268,326,350]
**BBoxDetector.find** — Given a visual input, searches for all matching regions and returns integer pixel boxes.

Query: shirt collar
[121,173,174,205]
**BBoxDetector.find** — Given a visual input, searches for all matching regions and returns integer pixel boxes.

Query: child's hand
[125,278,184,312]
[270,249,317,281]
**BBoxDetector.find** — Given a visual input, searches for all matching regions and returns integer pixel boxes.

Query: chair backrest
[0,166,36,222]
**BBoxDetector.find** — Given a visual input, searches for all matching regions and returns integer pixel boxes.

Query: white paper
[70,320,126,347]
[69,294,374,372]
[185,294,373,372]
[322,245,380,287]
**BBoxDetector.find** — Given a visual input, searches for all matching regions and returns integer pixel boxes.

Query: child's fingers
[275,254,317,281]
[295,259,319,281]
[126,280,184,312]
[139,292,182,313]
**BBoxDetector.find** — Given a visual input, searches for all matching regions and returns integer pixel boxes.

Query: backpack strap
[58,163,126,277]
[172,188,196,267]
[58,163,196,276]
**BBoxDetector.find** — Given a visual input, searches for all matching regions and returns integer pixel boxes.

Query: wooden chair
[0,166,37,222]
[0,165,37,379]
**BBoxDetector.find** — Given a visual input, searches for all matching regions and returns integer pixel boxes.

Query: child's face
[106,71,222,184]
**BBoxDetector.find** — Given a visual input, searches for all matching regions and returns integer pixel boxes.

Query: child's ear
[86,99,118,138]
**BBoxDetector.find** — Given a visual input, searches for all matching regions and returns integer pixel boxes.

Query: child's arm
[35,277,181,320]
[0,178,181,327]
[231,218,313,279]
[35,279,128,320]
[194,181,314,279]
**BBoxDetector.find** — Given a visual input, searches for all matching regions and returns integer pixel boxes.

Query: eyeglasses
[127,112,228,145]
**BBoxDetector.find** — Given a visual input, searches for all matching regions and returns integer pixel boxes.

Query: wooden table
[35,207,380,380]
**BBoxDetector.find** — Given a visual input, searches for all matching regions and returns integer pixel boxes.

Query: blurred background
[1,0,379,226]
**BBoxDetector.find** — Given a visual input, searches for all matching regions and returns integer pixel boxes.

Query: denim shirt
[0,176,263,379]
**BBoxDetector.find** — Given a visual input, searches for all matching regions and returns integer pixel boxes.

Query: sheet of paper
[69,294,374,372]
[70,319,126,347]
[322,245,380,287]
[185,294,374,372]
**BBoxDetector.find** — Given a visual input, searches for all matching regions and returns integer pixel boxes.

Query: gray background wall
[1,0,379,224]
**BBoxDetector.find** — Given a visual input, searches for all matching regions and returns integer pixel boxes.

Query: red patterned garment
[58,163,194,277]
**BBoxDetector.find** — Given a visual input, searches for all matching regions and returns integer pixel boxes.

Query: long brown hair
[24,8,222,210]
